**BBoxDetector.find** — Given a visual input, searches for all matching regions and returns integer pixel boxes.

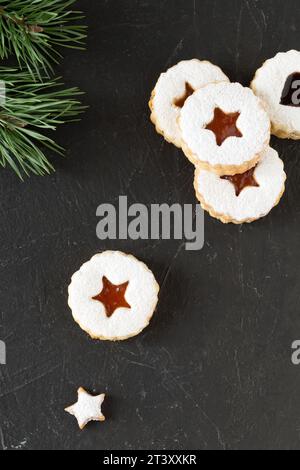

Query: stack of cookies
[149,57,288,224]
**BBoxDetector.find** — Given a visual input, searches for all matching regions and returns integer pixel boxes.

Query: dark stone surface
[0,0,300,450]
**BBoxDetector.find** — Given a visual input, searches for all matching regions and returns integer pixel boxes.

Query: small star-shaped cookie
[65,387,105,429]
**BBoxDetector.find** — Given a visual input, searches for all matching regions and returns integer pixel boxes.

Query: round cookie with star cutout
[194,146,286,224]
[68,251,159,341]
[149,59,229,148]
[251,50,300,139]
[179,82,271,175]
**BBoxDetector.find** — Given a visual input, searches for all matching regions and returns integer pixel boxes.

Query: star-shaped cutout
[173,82,194,108]
[65,387,105,429]
[92,276,131,318]
[221,166,259,196]
[280,72,300,107]
[205,107,243,146]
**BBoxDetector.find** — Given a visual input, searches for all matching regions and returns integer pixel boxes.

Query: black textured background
[0,0,300,451]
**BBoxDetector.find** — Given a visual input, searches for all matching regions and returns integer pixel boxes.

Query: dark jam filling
[174,82,194,108]
[205,107,243,146]
[92,276,131,318]
[221,166,259,196]
[280,72,300,107]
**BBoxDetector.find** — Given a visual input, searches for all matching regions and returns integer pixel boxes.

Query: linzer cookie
[149,59,229,147]
[68,251,159,341]
[251,50,300,139]
[179,82,271,175]
[194,146,286,224]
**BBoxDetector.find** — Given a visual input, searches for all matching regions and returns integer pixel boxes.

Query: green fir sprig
[0,0,86,77]
[0,68,86,178]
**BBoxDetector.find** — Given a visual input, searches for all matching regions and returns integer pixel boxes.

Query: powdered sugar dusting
[180,82,270,167]
[151,59,229,145]
[195,146,286,222]
[68,251,159,340]
[251,50,300,136]
[65,388,105,429]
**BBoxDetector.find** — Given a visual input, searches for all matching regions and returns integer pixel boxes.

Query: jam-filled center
[205,107,243,146]
[221,166,259,196]
[280,72,300,107]
[173,82,194,108]
[92,276,131,318]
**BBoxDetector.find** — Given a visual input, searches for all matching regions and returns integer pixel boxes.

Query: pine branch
[0,67,86,179]
[0,0,86,77]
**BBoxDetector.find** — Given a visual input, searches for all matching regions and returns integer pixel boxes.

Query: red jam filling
[92,276,131,318]
[221,166,259,196]
[205,107,242,146]
[174,82,194,108]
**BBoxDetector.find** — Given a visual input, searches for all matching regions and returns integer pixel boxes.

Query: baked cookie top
[149,59,229,147]
[65,388,106,429]
[251,50,300,138]
[68,251,159,341]
[194,146,286,224]
[180,82,271,175]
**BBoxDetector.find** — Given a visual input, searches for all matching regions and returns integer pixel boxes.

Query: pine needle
[0,68,86,179]
[0,0,87,77]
